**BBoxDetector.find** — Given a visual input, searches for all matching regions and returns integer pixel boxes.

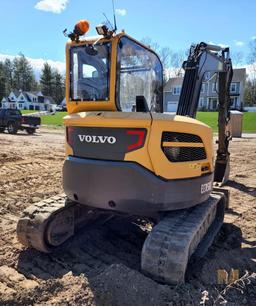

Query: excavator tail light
[66,127,75,147]
[126,130,146,152]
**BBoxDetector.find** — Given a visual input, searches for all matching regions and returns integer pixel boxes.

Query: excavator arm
[177,42,233,184]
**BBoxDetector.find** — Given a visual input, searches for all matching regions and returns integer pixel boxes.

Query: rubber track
[141,194,223,284]
[16,194,74,253]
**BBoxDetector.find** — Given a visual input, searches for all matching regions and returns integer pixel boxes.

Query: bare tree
[231,51,244,66]
[244,39,256,106]
[140,37,171,75]
[248,38,256,64]
[168,50,188,77]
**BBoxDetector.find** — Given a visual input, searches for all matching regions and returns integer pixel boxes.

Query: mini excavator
[17,20,233,284]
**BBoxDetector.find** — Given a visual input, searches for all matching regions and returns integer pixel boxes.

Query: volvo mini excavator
[17,20,233,284]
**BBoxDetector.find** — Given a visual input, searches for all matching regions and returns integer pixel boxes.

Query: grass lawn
[197,112,218,131]
[21,110,39,114]
[40,112,68,126]
[21,110,256,132]
[242,112,256,132]
[21,110,67,126]
[197,112,256,133]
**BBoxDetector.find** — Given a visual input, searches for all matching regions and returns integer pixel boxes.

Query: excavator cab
[66,33,163,114]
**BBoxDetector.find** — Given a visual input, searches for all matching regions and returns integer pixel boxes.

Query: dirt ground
[0,127,255,306]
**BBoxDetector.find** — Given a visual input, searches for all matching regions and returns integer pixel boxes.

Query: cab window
[116,36,163,112]
[70,43,111,101]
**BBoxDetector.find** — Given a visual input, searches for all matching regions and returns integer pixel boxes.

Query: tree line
[0,53,65,104]
[244,39,256,106]
[143,37,256,107]
[0,40,256,107]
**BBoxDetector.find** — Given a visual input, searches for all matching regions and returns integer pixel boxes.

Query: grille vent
[161,132,207,162]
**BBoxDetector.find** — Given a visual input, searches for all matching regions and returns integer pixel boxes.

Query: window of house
[20,96,23,100]
[19,104,23,109]
[201,83,206,93]
[212,83,218,92]
[204,71,211,81]
[199,97,204,107]
[230,97,238,108]
[173,86,181,95]
[230,83,237,93]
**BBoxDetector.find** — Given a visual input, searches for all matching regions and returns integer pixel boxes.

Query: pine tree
[0,61,6,101]
[52,70,65,104]
[13,53,37,91]
[40,62,54,97]
[4,59,14,94]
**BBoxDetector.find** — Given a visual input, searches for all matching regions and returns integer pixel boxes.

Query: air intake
[161,132,207,162]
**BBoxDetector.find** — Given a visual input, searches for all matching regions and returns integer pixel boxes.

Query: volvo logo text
[78,135,117,144]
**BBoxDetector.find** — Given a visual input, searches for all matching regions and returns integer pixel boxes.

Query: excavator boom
[177,42,233,184]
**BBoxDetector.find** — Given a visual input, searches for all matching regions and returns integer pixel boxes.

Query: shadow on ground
[16,217,256,305]
[227,180,256,197]
[17,216,148,281]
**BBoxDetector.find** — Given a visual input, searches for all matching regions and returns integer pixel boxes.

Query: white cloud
[115,8,127,16]
[234,40,245,47]
[252,36,256,40]
[208,41,229,48]
[0,53,65,80]
[35,0,68,14]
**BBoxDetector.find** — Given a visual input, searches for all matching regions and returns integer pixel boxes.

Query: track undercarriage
[17,191,227,284]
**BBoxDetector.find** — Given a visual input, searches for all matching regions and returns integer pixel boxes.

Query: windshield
[117,37,163,112]
[70,43,111,101]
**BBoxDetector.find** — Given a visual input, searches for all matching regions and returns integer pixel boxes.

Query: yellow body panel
[148,114,213,179]
[64,111,151,127]
[64,112,213,180]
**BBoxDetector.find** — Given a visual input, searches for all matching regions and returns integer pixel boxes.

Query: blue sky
[0,0,255,63]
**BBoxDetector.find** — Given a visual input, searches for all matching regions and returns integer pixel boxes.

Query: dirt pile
[0,128,255,305]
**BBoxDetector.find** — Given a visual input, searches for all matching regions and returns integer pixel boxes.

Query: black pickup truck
[0,109,41,134]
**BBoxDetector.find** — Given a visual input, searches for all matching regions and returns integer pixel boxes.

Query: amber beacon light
[64,19,90,42]
[74,20,90,35]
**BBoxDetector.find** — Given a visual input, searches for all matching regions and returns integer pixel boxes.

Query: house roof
[164,77,183,91]
[44,96,55,104]
[1,96,10,102]
[10,89,20,97]
[24,92,32,102]
[232,68,246,82]
[61,97,66,106]
[3,89,55,105]
[164,68,247,91]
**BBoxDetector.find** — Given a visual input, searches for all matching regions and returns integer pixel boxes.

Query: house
[0,90,55,112]
[163,68,246,112]
[61,97,66,108]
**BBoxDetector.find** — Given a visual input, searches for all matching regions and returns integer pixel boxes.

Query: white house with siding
[163,68,246,112]
[0,90,55,111]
